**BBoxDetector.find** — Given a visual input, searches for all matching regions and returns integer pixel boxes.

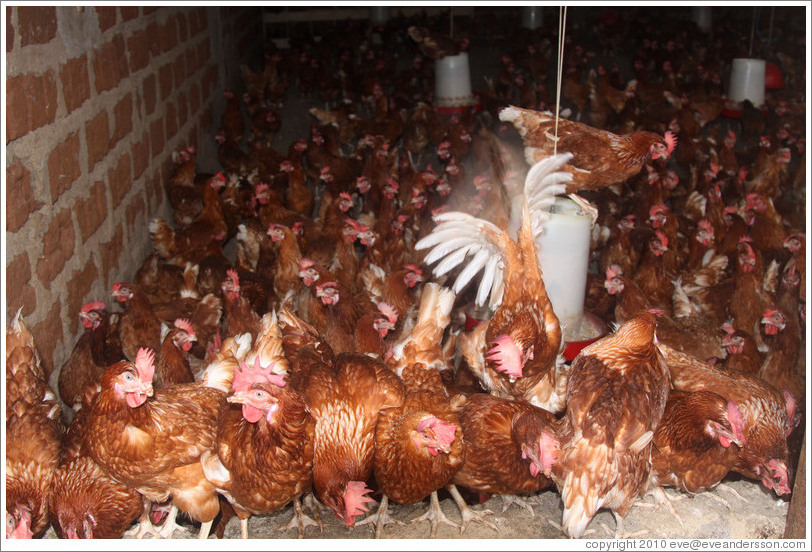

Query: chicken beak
[227,391,246,405]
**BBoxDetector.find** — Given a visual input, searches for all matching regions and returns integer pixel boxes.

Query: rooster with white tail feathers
[415,154,573,413]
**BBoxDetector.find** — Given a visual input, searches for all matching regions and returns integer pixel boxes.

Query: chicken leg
[411,490,460,538]
[355,495,405,538]
[278,495,322,538]
[446,484,500,534]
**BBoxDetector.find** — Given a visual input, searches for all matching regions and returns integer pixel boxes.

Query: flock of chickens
[6,7,806,541]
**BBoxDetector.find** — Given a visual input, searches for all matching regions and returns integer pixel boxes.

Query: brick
[125,192,145,231]
[48,132,81,202]
[120,6,139,22]
[185,47,197,77]
[202,64,218,98]
[108,153,132,209]
[150,118,165,158]
[112,92,133,145]
[6,71,58,141]
[6,8,14,52]
[60,54,91,114]
[198,8,208,33]
[74,180,107,243]
[142,73,157,115]
[31,301,62,378]
[96,6,117,33]
[6,252,37,318]
[176,91,188,131]
[93,35,129,93]
[66,256,100,334]
[36,208,75,289]
[18,6,57,46]
[165,100,178,141]
[100,223,124,285]
[85,110,110,170]
[173,52,186,89]
[145,171,160,212]
[6,157,42,232]
[145,20,161,57]
[158,16,178,53]
[186,9,199,36]
[158,62,173,101]
[188,81,200,117]
[177,12,188,42]
[131,132,149,180]
[197,38,211,71]
[127,28,151,73]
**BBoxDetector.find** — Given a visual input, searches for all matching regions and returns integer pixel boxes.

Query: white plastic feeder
[691,6,712,33]
[536,197,593,341]
[434,52,475,110]
[521,7,544,30]
[369,7,390,26]
[728,58,766,107]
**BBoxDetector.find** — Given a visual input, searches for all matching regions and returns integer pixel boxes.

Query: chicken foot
[601,511,648,539]
[355,495,405,538]
[411,490,460,538]
[278,495,323,538]
[446,484,500,534]
[567,193,599,226]
[498,493,539,516]
[643,486,685,526]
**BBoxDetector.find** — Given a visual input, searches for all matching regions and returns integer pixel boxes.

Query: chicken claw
[447,484,500,534]
[279,495,322,538]
[355,495,405,538]
[646,486,685,526]
[411,490,460,538]
[601,511,647,539]
[498,493,539,516]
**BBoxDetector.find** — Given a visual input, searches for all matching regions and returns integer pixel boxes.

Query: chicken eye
[123,372,135,382]
[254,390,266,400]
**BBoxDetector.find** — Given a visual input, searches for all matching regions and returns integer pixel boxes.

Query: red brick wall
[5,6,261,379]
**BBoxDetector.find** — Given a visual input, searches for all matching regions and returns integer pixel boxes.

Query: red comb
[81,301,106,313]
[233,356,286,392]
[135,348,155,383]
[721,321,736,336]
[226,269,239,286]
[174,318,196,337]
[606,265,620,279]
[655,230,669,248]
[403,264,423,275]
[339,192,352,201]
[299,258,316,270]
[377,302,398,324]
[648,308,664,318]
[664,131,678,155]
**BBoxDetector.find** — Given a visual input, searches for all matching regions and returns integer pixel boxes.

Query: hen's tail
[148,218,178,263]
[499,105,554,139]
[389,282,456,371]
[199,351,238,393]
[244,311,290,376]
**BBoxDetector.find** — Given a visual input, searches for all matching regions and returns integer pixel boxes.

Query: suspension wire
[553,6,568,157]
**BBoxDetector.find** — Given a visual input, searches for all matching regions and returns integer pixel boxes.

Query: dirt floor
[39,476,789,542]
